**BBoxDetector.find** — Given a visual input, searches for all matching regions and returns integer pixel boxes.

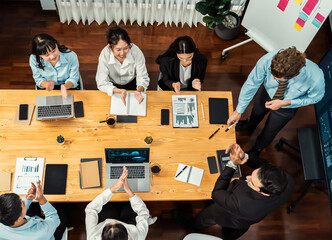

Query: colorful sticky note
[296,17,306,27]
[302,0,319,16]
[293,0,303,5]
[312,18,322,28]
[294,22,302,31]
[299,12,308,21]
[277,0,289,12]
[315,13,325,23]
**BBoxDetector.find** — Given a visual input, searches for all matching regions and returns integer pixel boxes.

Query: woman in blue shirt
[29,34,80,98]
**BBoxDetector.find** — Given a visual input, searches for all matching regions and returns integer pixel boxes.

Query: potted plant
[144,136,153,145]
[195,0,240,40]
[57,135,65,145]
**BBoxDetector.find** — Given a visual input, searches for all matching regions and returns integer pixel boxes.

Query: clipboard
[14,104,35,126]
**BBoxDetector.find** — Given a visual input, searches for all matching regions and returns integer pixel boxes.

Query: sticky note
[294,0,303,5]
[302,0,319,15]
[312,18,321,28]
[277,0,289,11]
[296,17,306,27]
[294,22,302,31]
[315,13,325,23]
[299,12,308,21]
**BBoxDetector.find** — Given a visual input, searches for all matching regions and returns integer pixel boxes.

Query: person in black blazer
[156,36,207,93]
[173,143,294,240]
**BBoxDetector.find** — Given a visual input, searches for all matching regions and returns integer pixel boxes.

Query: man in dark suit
[174,143,294,240]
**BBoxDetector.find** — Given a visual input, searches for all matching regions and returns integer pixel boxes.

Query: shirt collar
[41,51,67,68]
[108,47,134,66]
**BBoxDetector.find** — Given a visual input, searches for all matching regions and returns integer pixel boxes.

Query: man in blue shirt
[227,47,325,155]
[0,180,60,240]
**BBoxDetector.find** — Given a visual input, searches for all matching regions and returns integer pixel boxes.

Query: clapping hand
[46,79,55,91]
[61,84,68,99]
[121,90,127,106]
[192,79,201,91]
[110,166,128,193]
[134,91,144,104]
[172,82,181,94]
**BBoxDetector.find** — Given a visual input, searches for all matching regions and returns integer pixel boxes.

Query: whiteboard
[242,0,332,52]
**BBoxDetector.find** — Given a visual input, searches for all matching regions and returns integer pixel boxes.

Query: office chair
[157,72,163,91]
[183,233,222,240]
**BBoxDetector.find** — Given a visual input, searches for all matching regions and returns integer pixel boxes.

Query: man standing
[173,143,294,240]
[227,47,325,155]
[0,180,60,240]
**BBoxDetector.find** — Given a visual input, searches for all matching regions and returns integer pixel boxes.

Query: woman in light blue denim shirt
[29,34,80,98]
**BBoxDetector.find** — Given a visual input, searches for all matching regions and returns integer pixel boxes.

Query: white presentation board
[242,0,332,52]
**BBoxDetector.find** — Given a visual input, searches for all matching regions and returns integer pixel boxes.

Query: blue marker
[225,124,235,132]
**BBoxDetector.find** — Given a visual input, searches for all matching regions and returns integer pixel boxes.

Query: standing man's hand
[172,82,181,94]
[227,110,242,126]
[265,99,290,110]
[226,143,248,165]
[192,79,201,91]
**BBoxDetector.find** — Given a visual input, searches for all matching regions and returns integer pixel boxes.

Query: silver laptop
[36,94,74,120]
[105,148,150,192]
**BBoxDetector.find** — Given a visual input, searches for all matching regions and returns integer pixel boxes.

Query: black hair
[106,26,132,49]
[258,163,288,197]
[102,223,128,240]
[0,193,23,226]
[30,33,70,70]
[156,36,199,64]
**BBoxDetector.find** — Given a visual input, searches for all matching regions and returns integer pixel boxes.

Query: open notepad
[110,92,147,116]
[174,163,204,187]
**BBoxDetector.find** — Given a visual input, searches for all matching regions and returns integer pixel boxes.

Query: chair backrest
[157,72,163,91]
[183,233,222,240]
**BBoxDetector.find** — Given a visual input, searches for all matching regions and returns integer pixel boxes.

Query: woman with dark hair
[29,33,80,98]
[156,36,207,93]
[96,26,150,106]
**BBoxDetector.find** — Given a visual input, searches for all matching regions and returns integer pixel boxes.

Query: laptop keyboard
[37,104,72,118]
[110,166,145,179]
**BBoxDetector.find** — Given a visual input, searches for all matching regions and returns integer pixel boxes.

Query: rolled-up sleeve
[133,46,150,91]
[65,52,80,88]
[96,49,115,96]
[29,55,46,88]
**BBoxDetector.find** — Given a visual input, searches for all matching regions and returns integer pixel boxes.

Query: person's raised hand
[26,182,37,200]
[123,166,134,197]
[35,180,47,205]
[134,91,144,104]
[227,110,242,126]
[225,143,248,165]
[46,79,55,91]
[110,166,127,193]
[192,79,201,91]
[121,89,127,106]
[61,84,68,99]
[172,82,181,94]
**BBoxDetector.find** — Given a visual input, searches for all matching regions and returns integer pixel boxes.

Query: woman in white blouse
[96,26,150,105]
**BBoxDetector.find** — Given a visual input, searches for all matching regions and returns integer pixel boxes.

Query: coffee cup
[106,117,116,128]
[151,163,161,175]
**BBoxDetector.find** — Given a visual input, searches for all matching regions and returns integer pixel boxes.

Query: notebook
[79,158,102,189]
[0,172,11,191]
[36,94,74,120]
[174,163,204,186]
[44,164,68,194]
[110,92,147,116]
[105,148,150,192]
[79,160,101,189]
[209,98,229,124]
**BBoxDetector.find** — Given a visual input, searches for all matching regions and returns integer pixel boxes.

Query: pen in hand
[225,124,235,132]
[176,165,188,178]
[209,128,220,139]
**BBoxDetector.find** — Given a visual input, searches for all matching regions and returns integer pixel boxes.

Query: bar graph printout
[13,157,45,194]
[172,95,199,128]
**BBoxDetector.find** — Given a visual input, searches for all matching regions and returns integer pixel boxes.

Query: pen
[151,171,153,186]
[209,128,220,139]
[225,124,235,132]
[99,120,106,123]
[176,165,188,178]
[201,102,205,120]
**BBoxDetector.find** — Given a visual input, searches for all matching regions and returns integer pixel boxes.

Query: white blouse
[179,63,192,89]
[96,44,150,96]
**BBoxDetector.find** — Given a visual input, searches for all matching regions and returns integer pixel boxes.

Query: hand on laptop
[134,91,144,104]
[110,166,128,193]
[60,84,68,99]
[46,79,55,91]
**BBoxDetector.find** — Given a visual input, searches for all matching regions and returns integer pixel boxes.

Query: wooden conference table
[0,90,236,202]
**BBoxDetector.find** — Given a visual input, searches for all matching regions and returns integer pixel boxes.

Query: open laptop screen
[105,148,150,163]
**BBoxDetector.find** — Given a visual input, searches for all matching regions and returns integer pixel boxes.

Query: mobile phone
[19,104,28,120]
[74,101,84,118]
[161,109,169,125]
[207,156,218,174]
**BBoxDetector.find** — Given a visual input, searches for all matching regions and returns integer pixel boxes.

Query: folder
[79,159,101,189]
[209,98,229,124]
